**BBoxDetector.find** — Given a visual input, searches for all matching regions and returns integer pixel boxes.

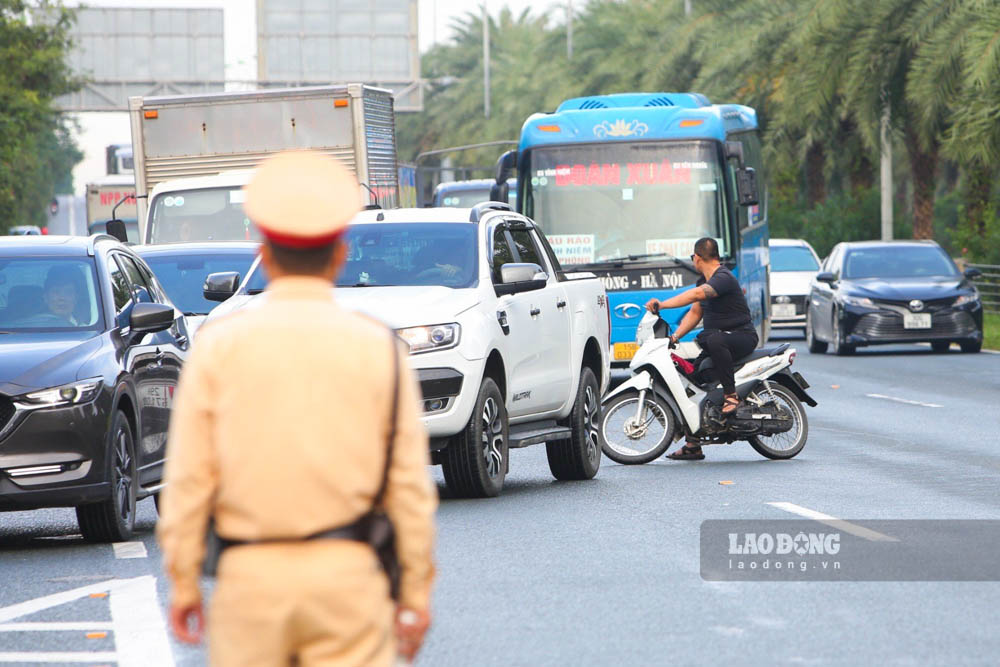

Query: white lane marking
[0,653,117,663]
[767,502,899,542]
[112,541,148,559]
[865,393,943,408]
[109,575,174,667]
[0,622,112,631]
[0,578,134,623]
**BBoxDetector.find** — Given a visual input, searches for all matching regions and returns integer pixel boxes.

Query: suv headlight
[397,324,460,354]
[954,293,980,307]
[16,378,103,410]
[841,295,875,308]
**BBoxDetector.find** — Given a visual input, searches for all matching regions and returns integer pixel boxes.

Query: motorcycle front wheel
[600,391,675,464]
[747,384,808,460]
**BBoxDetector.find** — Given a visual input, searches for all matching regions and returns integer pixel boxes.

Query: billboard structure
[56,7,225,112]
[256,0,422,111]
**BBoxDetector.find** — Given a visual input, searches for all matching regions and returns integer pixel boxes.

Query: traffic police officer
[157,151,437,666]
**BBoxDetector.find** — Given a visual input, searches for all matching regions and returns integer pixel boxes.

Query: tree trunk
[838,117,874,192]
[905,125,938,240]
[963,162,993,238]
[805,142,826,207]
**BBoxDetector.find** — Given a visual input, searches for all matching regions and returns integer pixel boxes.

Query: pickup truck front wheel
[548,367,601,481]
[441,377,508,498]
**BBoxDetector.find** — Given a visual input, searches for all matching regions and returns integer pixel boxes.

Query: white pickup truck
[205,203,611,497]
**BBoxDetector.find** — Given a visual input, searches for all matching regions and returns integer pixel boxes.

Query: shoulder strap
[373,334,400,509]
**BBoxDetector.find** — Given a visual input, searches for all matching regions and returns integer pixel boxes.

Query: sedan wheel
[806,309,827,354]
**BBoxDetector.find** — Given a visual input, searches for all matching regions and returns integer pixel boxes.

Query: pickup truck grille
[854,310,976,339]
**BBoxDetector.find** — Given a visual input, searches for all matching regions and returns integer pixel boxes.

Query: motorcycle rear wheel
[600,391,675,464]
[747,384,808,460]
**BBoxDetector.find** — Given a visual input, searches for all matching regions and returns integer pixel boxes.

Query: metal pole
[880,102,893,241]
[567,0,573,59]
[684,0,692,16]
[483,4,490,119]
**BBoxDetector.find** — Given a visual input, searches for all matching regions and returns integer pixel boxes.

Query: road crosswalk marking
[865,393,943,408]
[767,502,899,542]
[112,541,148,559]
[0,622,112,631]
[0,652,118,663]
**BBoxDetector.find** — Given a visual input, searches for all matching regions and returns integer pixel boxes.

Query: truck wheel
[441,377,508,498]
[77,411,137,542]
[548,367,601,480]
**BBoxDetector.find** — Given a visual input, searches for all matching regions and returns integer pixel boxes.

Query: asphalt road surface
[2,333,998,666]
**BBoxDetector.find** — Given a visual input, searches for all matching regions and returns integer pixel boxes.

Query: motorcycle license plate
[772,304,796,318]
[903,313,932,329]
[614,342,639,361]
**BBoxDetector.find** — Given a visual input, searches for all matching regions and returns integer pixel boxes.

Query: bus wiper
[584,252,690,267]
[341,283,399,288]
[183,311,207,317]
[247,288,265,295]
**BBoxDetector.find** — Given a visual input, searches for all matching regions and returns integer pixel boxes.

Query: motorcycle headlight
[17,378,103,410]
[841,295,875,308]
[954,293,980,307]
[397,323,460,354]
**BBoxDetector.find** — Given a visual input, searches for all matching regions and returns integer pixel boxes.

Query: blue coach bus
[491,92,770,364]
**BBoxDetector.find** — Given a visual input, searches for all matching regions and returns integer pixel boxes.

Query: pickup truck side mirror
[816,271,836,285]
[496,263,547,295]
[204,271,241,302]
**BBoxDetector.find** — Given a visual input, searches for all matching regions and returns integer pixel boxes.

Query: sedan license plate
[903,313,932,329]
[773,303,796,318]
[614,342,639,361]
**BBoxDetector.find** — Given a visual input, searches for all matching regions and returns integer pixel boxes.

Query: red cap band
[259,227,345,249]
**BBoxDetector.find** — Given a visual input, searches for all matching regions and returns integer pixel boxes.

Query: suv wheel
[77,410,137,542]
[441,377,508,498]
[548,366,601,480]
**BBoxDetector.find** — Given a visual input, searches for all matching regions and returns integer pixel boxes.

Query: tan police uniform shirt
[157,276,436,611]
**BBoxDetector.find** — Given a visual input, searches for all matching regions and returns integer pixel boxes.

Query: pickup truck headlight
[397,324,460,354]
[16,378,103,410]
[954,293,980,307]
[841,295,875,308]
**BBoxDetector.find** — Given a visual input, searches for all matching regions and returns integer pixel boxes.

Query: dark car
[0,235,189,541]
[805,240,983,355]
[134,242,259,337]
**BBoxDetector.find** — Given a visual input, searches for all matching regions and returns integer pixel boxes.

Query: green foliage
[951,205,1000,266]
[0,0,81,231]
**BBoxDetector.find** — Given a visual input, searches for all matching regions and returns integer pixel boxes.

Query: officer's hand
[395,606,431,662]
[645,298,661,314]
[169,602,204,644]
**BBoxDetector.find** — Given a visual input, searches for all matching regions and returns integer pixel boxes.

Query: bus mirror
[494,150,518,184]
[737,167,759,207]
[490,182,510,204]
[105,219,129,243]
[725,141,745,166]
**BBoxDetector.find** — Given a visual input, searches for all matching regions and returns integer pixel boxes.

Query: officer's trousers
[209,540,395,667]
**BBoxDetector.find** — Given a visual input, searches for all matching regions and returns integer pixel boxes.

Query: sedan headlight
[954,293,980,307]
[397,324,460,354]
[841,295,875,308]
[17,378,103,410]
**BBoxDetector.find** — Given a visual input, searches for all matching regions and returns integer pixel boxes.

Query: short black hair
[694,237,720,260]
[266,239,339,275]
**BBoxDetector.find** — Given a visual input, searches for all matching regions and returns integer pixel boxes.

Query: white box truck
[128,84,400,244]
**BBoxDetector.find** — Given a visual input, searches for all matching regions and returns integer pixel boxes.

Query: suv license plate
[614,342,639,361]
[772,304,796,318]
[903,313,932,329]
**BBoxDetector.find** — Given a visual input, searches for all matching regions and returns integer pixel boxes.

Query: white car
[769,238,821,332]
[206,204,611,498]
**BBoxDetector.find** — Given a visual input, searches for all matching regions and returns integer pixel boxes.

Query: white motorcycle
[600,313,817,464]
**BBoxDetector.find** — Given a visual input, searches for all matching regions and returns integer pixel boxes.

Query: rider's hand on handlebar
[645,298,661,314]
[668,334,678,349]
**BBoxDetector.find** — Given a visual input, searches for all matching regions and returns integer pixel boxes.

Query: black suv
[0,235,188,541]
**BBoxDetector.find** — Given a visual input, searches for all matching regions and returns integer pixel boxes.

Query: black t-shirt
[697,267,753,332]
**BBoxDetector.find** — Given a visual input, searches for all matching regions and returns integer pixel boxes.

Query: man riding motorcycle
[645,237,758,461]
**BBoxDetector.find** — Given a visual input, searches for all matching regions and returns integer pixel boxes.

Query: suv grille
[855,310,976,339]
[0,396,15,432]
[772,295,808,314]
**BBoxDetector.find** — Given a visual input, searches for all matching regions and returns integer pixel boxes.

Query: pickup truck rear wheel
[548,367,601,480]
[441,377,508,498]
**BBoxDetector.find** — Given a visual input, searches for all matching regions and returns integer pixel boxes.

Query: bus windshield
[148,187,260,244]
[524,140,730,265]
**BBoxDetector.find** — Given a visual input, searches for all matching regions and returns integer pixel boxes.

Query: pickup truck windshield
[524,140,730,266]
[148,187,260,244]
[339,223,478,288]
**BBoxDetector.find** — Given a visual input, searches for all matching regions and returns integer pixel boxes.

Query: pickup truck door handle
[556,299,567,309]
[530,307,541,317]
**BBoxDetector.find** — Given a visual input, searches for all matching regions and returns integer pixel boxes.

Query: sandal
[667,445,705,461]
[721,393,740,416]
